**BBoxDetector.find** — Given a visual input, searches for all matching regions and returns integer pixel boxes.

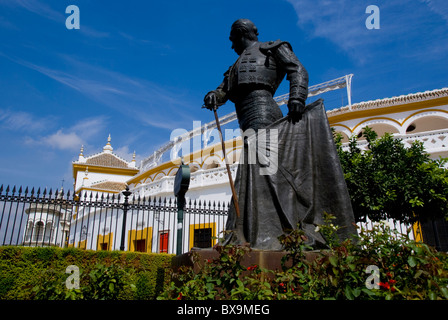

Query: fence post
[120,186,132,251]
[176,197,185,255]
[174,162,190,255]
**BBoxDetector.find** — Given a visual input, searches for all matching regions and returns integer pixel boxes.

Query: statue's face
[229,30,245,55]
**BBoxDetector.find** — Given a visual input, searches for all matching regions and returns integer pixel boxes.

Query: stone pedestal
[172,248,322,273]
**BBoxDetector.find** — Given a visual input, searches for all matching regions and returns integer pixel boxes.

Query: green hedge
[0,246,174,300]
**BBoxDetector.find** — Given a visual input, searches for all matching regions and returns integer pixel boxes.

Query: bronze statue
[204,19,308,130]
[204,19,357,250]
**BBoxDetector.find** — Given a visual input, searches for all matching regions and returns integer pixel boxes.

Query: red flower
[247,265,257,271]
[279,282,286,292]
[378,279,397,292]
[177,292,183,300]
[378,282,390,290]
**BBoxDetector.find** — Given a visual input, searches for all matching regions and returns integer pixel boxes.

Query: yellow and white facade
[72,134,139,197]
[329,88,448,160]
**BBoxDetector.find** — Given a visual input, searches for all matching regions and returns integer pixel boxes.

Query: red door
[159,232,169,253]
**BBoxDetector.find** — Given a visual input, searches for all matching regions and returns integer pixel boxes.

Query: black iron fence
[2,184,441,252]
[0,185,229,254]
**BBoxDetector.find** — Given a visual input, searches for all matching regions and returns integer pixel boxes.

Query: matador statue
[203,19,357,250]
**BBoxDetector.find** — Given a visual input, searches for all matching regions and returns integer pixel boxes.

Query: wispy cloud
[2,0,110,38]
[286,0,448,64]
[25,116,107,152]
[35,130,84,151]
[118,32,171,50]
[0,105,107,151]
[13,0,64,22]
[420,0,448,24]
[2,51,194,130]
[0,108,53,132]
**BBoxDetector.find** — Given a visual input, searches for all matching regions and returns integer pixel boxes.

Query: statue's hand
[203,92,218,111]
[287,99,306,122]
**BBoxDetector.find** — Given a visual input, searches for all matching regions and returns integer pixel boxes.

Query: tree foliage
[334,126,448,224]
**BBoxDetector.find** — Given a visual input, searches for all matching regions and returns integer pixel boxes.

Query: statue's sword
[203,103,241,218]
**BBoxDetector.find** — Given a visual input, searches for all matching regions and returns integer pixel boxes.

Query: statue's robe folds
[224,99,358,250]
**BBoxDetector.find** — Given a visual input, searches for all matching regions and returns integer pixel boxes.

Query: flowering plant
[159,216,448,300]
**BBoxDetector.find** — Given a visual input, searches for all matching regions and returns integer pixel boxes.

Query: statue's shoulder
[259,40,292,52]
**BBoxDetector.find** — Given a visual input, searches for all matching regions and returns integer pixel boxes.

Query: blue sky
[0,0,447,190]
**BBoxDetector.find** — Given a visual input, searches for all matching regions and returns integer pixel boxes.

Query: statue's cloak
[224,99,357,250]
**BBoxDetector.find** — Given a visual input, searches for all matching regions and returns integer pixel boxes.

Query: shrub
[159,215,448,300]
[0,247,173,300]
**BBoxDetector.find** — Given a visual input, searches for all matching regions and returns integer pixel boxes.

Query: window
[159,232,169,253]
[128,227,152,252]
[193,228,212,248]
[189,223,216,250]
[134,239,146,252]
[34,222,44,242]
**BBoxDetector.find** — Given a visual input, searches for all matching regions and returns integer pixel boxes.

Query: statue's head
[230,19,259,55]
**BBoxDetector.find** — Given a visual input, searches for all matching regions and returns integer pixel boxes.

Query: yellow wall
[78,239,87,250]
[97,232,114,251]
[127,227,153,252]
[413,222,424,243]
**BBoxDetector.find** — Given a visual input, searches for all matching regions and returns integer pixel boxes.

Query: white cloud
[286,0,448,64]
[38,130,83,151]
[113,145,143,164]
[0,109,52,132]
[24,116,107,152]
[286,0,368,55]
[2,0,110,38]
[4,53,194,130]
[420,0,448,24]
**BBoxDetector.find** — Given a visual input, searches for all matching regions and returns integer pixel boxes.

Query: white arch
[353,119,401,139]
[331,125,352,143]
[402,110,448,134]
